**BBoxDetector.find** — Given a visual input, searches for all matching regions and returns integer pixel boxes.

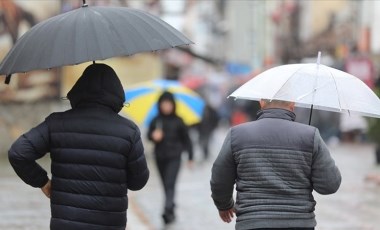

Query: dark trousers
[199,132,212,159]
[155,156,181,214]
[252,228,314,230]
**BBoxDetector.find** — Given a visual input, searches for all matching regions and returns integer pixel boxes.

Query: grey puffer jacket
[9,64,149,230]
[210,108,341,230]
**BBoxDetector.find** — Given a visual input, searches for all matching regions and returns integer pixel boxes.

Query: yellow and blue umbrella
[122,79,205,126]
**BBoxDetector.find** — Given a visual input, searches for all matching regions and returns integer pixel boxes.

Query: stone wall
[0,100,70,156]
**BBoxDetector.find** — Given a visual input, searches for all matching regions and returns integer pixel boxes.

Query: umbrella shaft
[4,74,11,84]
[308,104,314,125]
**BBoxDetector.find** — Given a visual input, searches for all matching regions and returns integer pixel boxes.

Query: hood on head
[67,63,125,113]
[157,91,176,115]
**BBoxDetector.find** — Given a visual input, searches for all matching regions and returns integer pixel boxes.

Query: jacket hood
[157,91,176,116]
[67,63,125,113]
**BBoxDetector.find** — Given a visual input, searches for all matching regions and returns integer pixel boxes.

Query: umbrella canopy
[229,61,380,120]
[0,4,193,83]
[122,79,205,126]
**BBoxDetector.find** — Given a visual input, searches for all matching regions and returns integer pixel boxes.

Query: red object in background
[358,27,370,53]
[345,56,375,89]
[270,10,281,24]
[180,76,206,90]
[231,110,249,126]
[270,0,297,25]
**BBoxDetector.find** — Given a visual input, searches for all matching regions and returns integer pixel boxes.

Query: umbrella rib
[271,65,307,101]
[94,8,141,56]
[130,11,170,49]
[116,9,157,53]
[134,9,193,46]
[328,69,343,112]
[296,81,330,100]
[129,10,189,49]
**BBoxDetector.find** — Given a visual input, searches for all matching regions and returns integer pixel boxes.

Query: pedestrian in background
[8,63,150,230]
[147,91,194,225]
[197,102,219,160]
[210,99,341,230]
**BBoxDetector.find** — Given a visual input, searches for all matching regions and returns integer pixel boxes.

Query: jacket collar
[256,108,296,121]
[75,102,116,113]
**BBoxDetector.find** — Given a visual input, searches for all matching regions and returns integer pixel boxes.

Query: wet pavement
[0,159,50,230]
[1,125,380,230]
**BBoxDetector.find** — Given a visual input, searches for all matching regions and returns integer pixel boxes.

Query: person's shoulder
[45,110,72,121]
[292,121,317,131]
[116,114,140,129]
[173,115,186,124]
[288,121,319,139]
[231,120,255,130]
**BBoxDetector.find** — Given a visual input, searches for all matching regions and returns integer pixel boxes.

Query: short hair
[261,99,294,107]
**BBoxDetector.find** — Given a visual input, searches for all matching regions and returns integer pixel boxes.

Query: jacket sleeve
[179,118,193,161]
[8,121,50,188]
[147,117,157,143]
[147,118,154,142]
[311,129,342,195]
[126,127,149,191]
[210,130,236,210]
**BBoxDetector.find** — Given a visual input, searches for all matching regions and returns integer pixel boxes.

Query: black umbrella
[0,1,193,84]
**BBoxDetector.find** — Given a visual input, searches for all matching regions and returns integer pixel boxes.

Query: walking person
[8,63,150,230]
[197,102,219,159]
[147,91,194,224]
[210,99,341,230]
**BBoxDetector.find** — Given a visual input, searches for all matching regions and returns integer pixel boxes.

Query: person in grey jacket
[210,99,341,230]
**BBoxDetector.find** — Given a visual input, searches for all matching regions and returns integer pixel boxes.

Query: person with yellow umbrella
[146,91,194,225]
[122,79,205,127]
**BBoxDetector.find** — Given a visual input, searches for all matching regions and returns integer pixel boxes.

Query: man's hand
[219,208,235,223]
[41,179,51,199]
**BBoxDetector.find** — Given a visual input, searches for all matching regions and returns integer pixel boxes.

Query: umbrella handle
[308,104,314,125]
[4,74,11,84]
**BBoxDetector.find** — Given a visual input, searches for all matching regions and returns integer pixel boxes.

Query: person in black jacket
[8,63,150,230]
[147,91,193,224]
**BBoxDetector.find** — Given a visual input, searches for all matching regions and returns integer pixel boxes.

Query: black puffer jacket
[8,64,149,230]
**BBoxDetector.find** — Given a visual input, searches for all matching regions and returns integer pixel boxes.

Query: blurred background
[1,0,380,229]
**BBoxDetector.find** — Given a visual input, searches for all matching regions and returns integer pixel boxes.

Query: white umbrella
[229,52,380,123]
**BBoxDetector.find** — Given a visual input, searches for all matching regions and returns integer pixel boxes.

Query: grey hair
[261,99,294,107]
